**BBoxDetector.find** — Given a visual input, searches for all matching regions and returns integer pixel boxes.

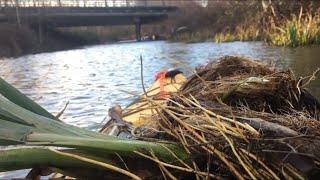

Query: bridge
[0,0,178,41]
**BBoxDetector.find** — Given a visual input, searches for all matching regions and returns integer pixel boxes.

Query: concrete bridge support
[134,17,141,41]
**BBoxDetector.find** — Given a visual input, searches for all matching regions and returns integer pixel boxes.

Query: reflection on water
[280,47,320,99]
[0,41,319,131]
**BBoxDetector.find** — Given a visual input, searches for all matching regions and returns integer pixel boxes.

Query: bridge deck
[0,6,176,27]
[0,6,177,40]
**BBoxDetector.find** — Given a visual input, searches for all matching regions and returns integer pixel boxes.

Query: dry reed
[131,56,320,179]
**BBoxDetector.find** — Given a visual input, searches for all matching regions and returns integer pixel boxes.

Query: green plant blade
[0,118,35,145]
[0,147,131,179]
[26,133,188,162]
[0,95,117,140]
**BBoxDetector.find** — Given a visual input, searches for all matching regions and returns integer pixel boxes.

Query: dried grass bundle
[134,56,320,179]
[182,56,319,116]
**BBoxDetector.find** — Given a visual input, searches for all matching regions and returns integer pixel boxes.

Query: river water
[0,41,319,131]
[0,41,319,178]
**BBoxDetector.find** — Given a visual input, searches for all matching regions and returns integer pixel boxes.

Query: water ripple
[0,41,319,131]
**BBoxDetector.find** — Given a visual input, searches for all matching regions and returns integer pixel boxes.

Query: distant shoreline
[0,23,126,58]
[1,0,319,58]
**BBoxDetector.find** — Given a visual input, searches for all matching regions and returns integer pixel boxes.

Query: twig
[49,148,141,180]
[55,101,69,119]
[301,68,320,88]
[150,150,178,180]
[134,151,216,178]
[115,152,130,171]
[140,55,148,97]
[236,116,298,136]
[239,148,280,180]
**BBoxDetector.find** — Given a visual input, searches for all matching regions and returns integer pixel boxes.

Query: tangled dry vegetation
[133,56,320,179]
[1,56,318,179]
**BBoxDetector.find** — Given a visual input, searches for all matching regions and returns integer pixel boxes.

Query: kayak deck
[100,72,186,135]
[122,73,186,126]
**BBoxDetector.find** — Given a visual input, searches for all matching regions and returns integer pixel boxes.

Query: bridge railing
[0,0,173,8]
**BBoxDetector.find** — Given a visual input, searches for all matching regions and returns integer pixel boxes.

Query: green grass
[214,32,238,43]
[267,9,320,47]
[170,5,319,47]
[214,25,260,43]
[170,31,211,43]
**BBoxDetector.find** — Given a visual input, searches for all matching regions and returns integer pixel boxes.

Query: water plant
[267,7,320,47]
[213,32,236,43]
[170,2,319,47]
[213,25,260,43]
[171,30,212,43]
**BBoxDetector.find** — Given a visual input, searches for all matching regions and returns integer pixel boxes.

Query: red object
[155,71,169,99]
[155,71,167,80]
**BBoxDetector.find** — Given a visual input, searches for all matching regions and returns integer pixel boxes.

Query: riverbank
[0,23,124,58]
[0,1,319,58]
[168,1,320,47]
[0,22,156,58]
